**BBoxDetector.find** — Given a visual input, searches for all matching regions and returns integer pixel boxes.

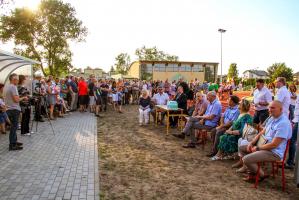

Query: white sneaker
[24,133,31,136]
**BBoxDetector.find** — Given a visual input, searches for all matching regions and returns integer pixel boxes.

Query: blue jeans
[6,109,20,145]
[289,105,295,121]
[287,122,298,165]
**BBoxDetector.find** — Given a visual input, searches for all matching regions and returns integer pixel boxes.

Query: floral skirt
[218,134,239,153]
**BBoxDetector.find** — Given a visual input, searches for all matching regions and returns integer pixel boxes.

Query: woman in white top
[289,83,297,121]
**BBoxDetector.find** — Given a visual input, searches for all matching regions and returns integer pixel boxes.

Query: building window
[185,64,192,72]
[193,64,204,72]
[173,64,179,71]
[154,64,166,72]
[204,65,215,82]
[166,64,174,72]
[179,65,185,72]
[145,64,153,73]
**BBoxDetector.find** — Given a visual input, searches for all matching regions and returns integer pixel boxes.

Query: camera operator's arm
[12,87,27,103]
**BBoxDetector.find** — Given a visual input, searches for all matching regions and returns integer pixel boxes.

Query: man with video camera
[32,71,46,122]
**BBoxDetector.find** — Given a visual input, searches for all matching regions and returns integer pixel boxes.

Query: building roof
[0,49,40,84]
[243,70,268,76]
[293,71,299,76]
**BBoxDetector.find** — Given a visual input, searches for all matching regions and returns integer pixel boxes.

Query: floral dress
[218,113,253,153]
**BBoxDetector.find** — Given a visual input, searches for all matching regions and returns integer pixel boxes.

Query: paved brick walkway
[0,112,99,200]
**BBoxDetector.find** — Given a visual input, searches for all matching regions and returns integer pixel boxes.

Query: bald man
[238,100,292,180]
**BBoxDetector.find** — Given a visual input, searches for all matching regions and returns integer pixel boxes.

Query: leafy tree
[0,0,87,77]
[227,63,238,80]
[135,45,178,61]
[267,63,293,81]
[114,53,131,75]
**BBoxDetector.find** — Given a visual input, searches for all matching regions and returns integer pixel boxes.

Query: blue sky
[1,0,299,74]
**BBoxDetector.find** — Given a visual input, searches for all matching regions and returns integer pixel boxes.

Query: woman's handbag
[242,123,258,142]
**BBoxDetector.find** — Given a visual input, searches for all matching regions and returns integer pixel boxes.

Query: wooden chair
[254,140,290,191]
[196,129,208,150]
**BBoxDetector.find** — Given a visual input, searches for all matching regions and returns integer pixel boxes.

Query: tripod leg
[45,110,55,135]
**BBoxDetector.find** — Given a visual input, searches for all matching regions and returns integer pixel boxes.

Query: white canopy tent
[0,49,40,84]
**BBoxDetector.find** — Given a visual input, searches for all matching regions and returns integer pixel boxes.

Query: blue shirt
[204,99,222,127]
[264,114,292,159]
[223,105,240,124]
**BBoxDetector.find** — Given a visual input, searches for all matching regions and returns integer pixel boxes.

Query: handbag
[256,134,268,147]
[242,123,258,142]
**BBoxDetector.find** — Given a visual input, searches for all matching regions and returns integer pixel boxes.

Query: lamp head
[218,28,226,33]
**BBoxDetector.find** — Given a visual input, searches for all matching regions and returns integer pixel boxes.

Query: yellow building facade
[128,61,218,82]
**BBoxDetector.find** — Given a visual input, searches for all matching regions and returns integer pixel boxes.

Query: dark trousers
[6,109,20,145]
[21,107,31,134]
[34,99,42,120]
[101,96,108,111]
[253,109,269,124]
[287,122,298,165]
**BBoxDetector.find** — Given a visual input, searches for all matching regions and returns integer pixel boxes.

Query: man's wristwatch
[256,146,260,151]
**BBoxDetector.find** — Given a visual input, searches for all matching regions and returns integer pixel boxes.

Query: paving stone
[0,112,99,200]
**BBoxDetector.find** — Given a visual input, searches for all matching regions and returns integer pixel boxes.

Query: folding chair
[254,140,290,191]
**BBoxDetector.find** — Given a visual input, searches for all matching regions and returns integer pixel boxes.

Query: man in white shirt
[151,86,169,124]
[275,77,291,117]
[286,94,299,169]
[252,79,273,125]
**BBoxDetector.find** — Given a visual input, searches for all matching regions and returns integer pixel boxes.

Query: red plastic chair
[254,140,290,191]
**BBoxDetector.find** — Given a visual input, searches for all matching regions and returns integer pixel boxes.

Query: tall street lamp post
[218,28,226,84]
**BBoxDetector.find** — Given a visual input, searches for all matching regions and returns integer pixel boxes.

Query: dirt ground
[98,104,299,200]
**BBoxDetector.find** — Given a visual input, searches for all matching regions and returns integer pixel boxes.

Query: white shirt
[152,92,169,105]
[290,91,297,106]
[253,86,273,111]
[292,96,299,123]
[276,86,291,116]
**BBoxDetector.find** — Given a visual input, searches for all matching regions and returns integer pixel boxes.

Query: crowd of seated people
[133,77,297,186]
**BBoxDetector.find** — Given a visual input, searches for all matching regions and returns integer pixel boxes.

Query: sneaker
[24,133,31,136]
[9,145,23,151]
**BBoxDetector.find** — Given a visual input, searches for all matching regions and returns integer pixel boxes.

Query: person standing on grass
[100,80,109,112]
[4,73,25,151]
[252,79,272,126]
[275,77,291,117]
[289,83,297,121]
[285,89,299,169]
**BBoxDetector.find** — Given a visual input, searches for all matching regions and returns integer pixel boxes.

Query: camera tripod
[30,102,55,135]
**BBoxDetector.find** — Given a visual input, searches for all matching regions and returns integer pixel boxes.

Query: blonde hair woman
[138,89,151,126]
